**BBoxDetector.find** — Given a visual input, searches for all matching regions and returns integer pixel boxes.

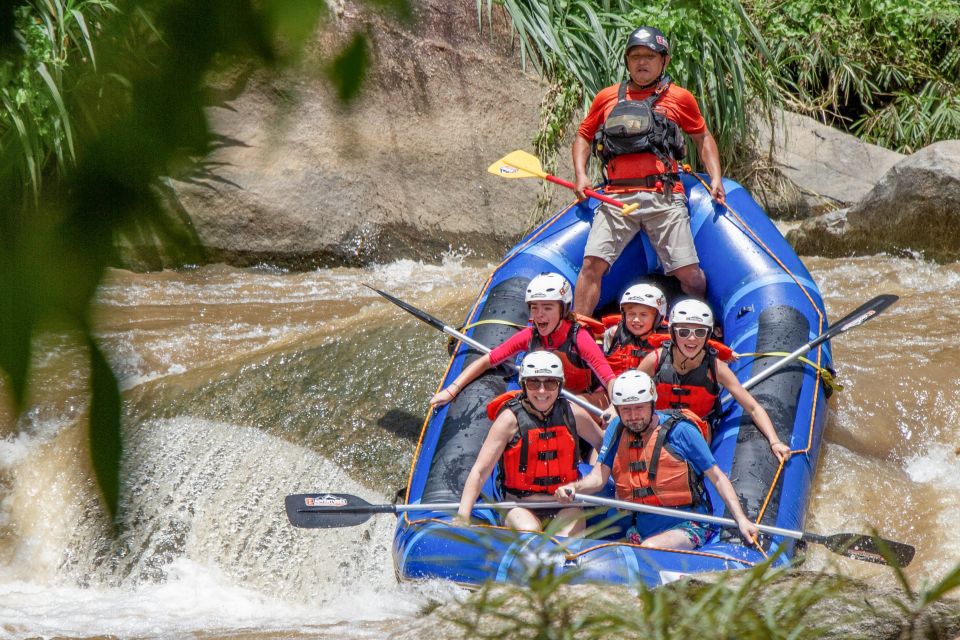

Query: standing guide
[571,26,726,315]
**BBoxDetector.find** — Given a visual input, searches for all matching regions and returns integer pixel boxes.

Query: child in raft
[430,272,615,410]
[636,298,792,463]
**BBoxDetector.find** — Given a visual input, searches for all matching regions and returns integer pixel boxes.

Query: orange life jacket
[611,411,706,508]
[498,395,580,496]
[529,321,595,393]
[652,343,721,438]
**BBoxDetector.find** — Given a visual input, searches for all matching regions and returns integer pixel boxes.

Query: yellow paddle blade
[486,150,548,179]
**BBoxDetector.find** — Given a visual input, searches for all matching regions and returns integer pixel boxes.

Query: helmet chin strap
[630,55,667,89]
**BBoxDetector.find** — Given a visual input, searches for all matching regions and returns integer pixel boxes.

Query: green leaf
[326,32,371,103]
[87,334,122,523]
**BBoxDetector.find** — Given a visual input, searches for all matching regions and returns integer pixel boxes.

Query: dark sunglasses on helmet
[525,378,560,391]
[675,327,709,339]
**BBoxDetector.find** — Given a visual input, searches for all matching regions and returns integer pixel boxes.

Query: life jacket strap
[533,476,563,487]
[537,450,559,461]
[606,172,680,189]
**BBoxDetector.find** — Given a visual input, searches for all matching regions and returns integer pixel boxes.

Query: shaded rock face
[789,141,960,262]
[752,110,904,218]
[160,1,551,269]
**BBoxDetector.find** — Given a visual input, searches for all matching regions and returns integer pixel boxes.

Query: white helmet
[620,284,667,319]
[610,370,657,406]
[525,273,573,308]
[669,299,714,328]
[519,351,565,382]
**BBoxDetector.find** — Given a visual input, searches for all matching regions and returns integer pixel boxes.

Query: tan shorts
[582,190,699,273]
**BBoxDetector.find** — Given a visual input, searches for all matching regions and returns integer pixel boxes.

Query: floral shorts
[626,519,716,548]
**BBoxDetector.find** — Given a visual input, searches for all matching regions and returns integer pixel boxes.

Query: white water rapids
[0,252,958,637]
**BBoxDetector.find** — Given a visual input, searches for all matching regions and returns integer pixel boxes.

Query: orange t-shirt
[578,82,707,193]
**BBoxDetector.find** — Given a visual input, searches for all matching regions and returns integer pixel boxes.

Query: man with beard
[555,370,758,549]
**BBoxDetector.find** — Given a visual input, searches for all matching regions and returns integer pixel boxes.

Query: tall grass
[480,0,780,175]
[746,0,960,152]
[488,0,960,163]
[0,1,114,201]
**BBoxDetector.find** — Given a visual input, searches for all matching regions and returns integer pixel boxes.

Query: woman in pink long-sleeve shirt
[430,273,615,410]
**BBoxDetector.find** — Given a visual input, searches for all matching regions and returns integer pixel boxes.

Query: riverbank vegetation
[485,0,960,172]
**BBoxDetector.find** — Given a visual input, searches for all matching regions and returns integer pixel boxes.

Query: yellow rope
[460,319,527,331]
[737,352,843,392]
[683,166,826,554]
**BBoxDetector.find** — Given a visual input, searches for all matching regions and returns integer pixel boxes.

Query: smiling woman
[456,350,604,536]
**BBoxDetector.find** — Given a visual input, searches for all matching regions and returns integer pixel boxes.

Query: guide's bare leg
[669,263,707,299]
[574,256,610,316]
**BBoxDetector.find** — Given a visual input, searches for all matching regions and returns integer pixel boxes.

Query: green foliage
[0,0,411,522]
[481,0,778,178]
[0,1,114,199]
[745,0,960,152]
[442,555,840,639]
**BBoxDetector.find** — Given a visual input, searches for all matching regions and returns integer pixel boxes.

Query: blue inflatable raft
[393,173,832,587]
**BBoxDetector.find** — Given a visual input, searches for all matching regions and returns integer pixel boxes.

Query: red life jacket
[611,412,706,508]
[604,322,659,376]
[593,79,686,194]
[652,343,721,437]
[529,321,595,393]
[499,395,580,496]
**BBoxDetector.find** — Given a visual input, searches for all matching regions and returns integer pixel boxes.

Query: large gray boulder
[753,110,904,217]
[155,1,555,269]
[788,140,960,261]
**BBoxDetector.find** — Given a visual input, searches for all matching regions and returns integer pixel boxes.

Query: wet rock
[752,110,904,218]
[789,141,960,262]
[156,0,552,270]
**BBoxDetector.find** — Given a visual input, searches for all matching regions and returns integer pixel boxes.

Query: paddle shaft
[367,286,604,417]
[296,500,570,515]
[575,494,914,566]
[576,494,800,540]
[721,294,898,404]
[544,174,634,211]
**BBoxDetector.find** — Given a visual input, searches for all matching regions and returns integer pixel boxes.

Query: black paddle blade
[285,493,393,529]
[365,285,446,332]
[821,533,916,567]
[828,294,899,338]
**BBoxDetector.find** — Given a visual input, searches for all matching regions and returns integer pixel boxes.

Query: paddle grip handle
[544,175,632,211]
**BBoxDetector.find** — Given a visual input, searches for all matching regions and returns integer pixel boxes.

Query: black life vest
[652,343,721,430]
[592,78,686,192]
[499,396,580,497]
[529,321,596,393]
